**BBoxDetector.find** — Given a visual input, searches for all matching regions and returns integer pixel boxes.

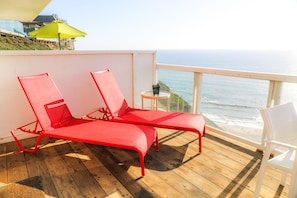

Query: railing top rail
[157,63,297,83]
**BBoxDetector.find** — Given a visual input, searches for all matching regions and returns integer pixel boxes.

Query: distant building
[34,15,56,23]
[0,20,26,36]
[0,15,56,36]
[22,14,57,36]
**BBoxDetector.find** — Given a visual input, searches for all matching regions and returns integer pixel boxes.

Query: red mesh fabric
[113,108,205,134]
[18,73,73,131]
[91,69,129,117]
[45,119,156,154]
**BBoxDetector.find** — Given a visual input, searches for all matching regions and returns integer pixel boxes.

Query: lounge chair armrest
[10,121,43,153]
[84,107,111,120]
[269,140,297,150]
[12,120,41,134]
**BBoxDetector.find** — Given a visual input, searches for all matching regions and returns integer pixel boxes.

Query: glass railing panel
[201,74,269,143]
[158,68,271,143]
[157,66,297,144]
[158,68,193,112]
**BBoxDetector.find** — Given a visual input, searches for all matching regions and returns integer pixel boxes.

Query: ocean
[156,50,297,142]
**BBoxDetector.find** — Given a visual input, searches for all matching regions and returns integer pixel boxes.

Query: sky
[40,0,297,50]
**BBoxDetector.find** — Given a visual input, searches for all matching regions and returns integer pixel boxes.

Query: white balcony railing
[156,63,297,150]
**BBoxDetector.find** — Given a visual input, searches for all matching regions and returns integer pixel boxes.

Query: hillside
[0,32,57,50]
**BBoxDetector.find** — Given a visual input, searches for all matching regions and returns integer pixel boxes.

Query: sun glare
[65,153,91,161]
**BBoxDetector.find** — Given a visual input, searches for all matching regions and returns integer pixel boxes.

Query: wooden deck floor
[0,128,290,198]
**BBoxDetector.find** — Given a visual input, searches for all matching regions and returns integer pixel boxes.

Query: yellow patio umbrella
[29,20,87,50]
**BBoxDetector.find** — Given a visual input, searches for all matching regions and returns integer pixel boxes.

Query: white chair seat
[269,150,295,171]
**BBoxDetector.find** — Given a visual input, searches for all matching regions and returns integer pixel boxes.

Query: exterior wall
[0,50,156,143]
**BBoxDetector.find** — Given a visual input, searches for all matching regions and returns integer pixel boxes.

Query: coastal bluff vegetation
[0,31,57,50]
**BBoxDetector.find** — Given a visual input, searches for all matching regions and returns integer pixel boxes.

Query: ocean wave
[203,112,263,129]
[201,97,258,110]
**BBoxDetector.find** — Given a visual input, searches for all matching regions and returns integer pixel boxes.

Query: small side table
[141,91,170,111]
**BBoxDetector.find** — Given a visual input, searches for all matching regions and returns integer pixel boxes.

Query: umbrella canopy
[29,20,87,49]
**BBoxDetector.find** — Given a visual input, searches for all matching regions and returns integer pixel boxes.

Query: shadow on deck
[0,128,289,197]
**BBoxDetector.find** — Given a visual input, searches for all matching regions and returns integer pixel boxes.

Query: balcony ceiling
[0,0,51,22]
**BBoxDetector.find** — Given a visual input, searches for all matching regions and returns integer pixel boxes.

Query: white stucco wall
[0,50,156,143]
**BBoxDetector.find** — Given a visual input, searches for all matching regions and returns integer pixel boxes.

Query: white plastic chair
[254,102,297,198]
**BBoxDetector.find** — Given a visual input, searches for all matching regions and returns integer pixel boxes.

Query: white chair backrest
[260,102,297,145]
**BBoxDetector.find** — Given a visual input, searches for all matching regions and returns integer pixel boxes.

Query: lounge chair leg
[155,133,160,151]
[10,131,43,153]
[198,133,202,153]
[138,153,145,177]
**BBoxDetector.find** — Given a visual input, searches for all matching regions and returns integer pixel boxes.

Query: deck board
[0,129,290,198]
[6,139,28,183]
[23,147,58,196]
[0,144,7,184]
[69,141,133,197]
[41,141,85,197]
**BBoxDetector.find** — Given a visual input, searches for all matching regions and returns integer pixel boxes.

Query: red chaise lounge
[90,69,205,153]
[10,73,159,176]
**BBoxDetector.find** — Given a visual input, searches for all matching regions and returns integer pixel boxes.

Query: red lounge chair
[10,73,159,176]
[90,69,206,153]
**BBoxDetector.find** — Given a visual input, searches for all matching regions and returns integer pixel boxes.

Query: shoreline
[206,117,262,143]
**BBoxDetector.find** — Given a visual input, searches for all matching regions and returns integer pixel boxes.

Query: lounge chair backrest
[18,73,73,131]
[91,69,129,118]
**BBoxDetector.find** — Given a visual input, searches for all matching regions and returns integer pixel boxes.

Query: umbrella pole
[58,33,61,50]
